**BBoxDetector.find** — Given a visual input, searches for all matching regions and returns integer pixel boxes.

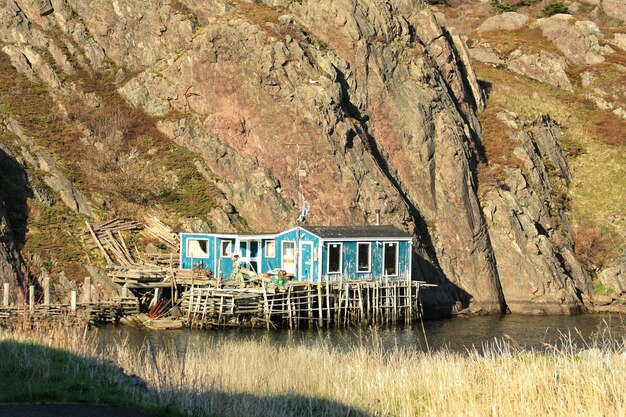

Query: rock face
[531,14,610,65]
[0,0,602,315]
[116,1,504,314]
[476,12,529,33]
[482,115,589,314]
[0,142,26,296]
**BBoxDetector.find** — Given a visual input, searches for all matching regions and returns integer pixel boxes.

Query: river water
[96,313,626,353]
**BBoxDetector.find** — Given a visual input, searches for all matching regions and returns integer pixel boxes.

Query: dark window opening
[357,243,370,272]
[383,242,398,276]
[328,243,342,273]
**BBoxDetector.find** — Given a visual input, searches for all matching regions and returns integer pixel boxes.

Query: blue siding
[180,234,216,270]
[215,237,236,278]
[320,240,411,281]
[273,228,321,281]
[180,228,411,282]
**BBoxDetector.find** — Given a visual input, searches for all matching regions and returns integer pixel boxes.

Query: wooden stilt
[317,282,323,327]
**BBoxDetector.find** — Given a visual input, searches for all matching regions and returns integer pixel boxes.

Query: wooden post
[71,291,77,312]
[29,285,35,314]
[2,282,9,306]
[326,281,331,325]
[84,277,92,303]
[317,282,323,327]
[43,276,50,306]
[121,285,128,298]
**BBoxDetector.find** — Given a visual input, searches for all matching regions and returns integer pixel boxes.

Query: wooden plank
[86,221,113,264]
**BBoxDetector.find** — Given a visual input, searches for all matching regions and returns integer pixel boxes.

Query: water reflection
[96,314,626,354]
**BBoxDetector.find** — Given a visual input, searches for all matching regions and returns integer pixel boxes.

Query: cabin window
[357,242,371,273]
[187,239,209,258]
[220,241,232,258]
[265,240,276,257]
[282,241,296,274]
[327,243,342,274]
[383,242,399,276]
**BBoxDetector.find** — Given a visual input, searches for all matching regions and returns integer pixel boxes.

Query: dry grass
[2,324,625,417]
[594,110,626,146]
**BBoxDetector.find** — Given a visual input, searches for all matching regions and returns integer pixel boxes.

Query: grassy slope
[473,55,626,269]
[0,329,183,417]
[0,45,224,281]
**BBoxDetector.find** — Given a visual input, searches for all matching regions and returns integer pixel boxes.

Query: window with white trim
[187,239,209,258]
[383,242,398,276]
[357,242,371,273]
[327,243,342,274]
[220,240,232,258]
[265,240,276,257]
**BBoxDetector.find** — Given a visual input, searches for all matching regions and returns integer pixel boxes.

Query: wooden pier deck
[182,279,432,329]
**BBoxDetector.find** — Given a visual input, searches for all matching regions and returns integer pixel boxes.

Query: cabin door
[249,240,261,274]
[299,242,313,282]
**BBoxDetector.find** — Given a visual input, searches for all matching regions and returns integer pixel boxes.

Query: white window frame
[220,240,232,258]
[356,242,371,273]
[265,240,276,257]
[186,238,210,259]
[327,242,343,274]
[382,241,399,277]
[282,240,296,273]
[282,241,296,259]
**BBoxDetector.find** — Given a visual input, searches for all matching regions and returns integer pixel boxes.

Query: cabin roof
[302,225,412,239]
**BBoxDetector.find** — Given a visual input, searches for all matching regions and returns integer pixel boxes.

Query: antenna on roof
[284,143,312,225]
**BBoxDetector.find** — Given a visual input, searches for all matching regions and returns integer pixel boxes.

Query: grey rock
[612,33,626,52]
[531,14,608,65]
[598,253,626,295]
[470,47,505,66]
[507,49,573,91]
[477,12,529,33]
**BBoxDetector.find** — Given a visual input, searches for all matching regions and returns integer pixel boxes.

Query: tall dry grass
[2,323,625,417]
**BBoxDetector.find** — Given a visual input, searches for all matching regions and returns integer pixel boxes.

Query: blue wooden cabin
[179,225,413,281]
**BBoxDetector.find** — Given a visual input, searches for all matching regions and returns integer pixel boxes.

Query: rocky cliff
[0,0,623,315]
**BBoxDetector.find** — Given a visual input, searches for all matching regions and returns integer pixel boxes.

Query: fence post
[71,291,77,312]
[44,276,50,305]
[29,285,35,314]
[2,282,9,307]
[84,277,91,303]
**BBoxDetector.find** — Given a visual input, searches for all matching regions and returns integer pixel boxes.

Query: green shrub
[491,0,516,13]
[541,1,569,17]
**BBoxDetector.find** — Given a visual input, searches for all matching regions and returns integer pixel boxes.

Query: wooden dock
[182,279,432,329]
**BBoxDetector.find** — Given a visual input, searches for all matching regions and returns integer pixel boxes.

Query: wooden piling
[317,282,323,327]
